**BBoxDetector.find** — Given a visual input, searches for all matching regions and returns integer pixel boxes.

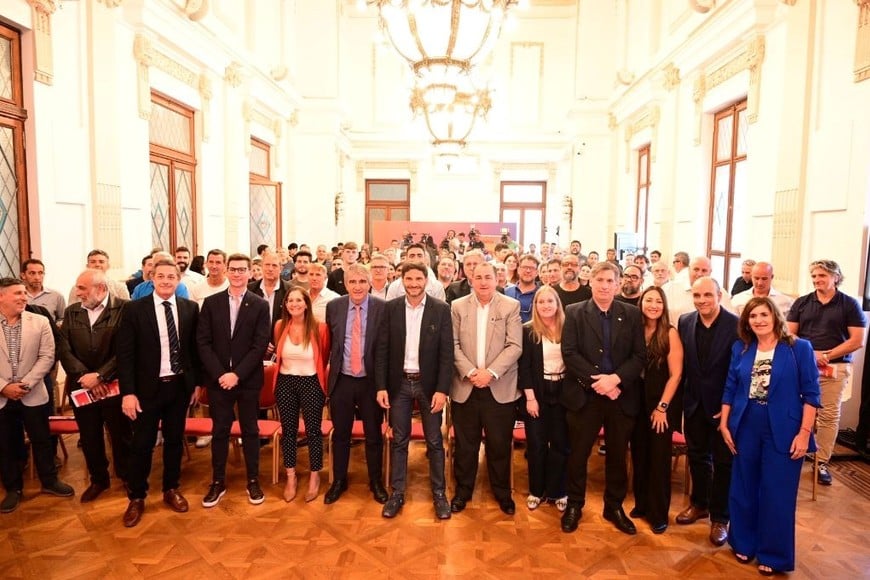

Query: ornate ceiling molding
[133,34,205,120]
[624,105,660,171]
[692,35,765,144]
[856,0,870,83]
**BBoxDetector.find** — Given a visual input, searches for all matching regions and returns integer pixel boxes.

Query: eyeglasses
[227,267,249,274]
[519,265,537,270]
[623,274,641,281]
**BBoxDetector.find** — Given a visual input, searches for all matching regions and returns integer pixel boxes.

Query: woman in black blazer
[518,286,569,511]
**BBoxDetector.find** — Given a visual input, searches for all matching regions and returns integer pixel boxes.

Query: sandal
[733,551,751,564]
[526,495,542,510]
[554,496,568,512]
[758,565,775,576]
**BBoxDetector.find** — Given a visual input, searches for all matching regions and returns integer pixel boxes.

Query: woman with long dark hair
[720,296,820,575]
[629,285,683,533]
[272,287,330,503]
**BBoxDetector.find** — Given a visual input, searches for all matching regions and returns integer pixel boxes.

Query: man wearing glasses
[615,265,644,307]
[368,254,391,299]
[197,254,271,507]
[504,254,541,323]
[554,255,591,308]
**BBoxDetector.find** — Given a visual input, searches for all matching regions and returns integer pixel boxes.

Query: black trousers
[329,374,383,482]
[630,413,673,525]
[523,398,569,499]
[71,395,132,486]
[451,387,516,503]
[684,407,732,523]
[209,385,261,481]
[565,394,635,511]
[0,401,57,491]
[127,378,188,500]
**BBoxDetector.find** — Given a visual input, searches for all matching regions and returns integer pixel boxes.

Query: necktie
[163,301,182,374]
[230,294,240,335]
[351,304,362,375]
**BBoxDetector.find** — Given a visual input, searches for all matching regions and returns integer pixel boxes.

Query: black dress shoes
[381,494,404,518]
[370,480,388,504]
[324,479,348,504]
[629,507,646,519]
[433,494,451,520]
[651,521,668,535]
[561,504,582,533]
[603,507,637,535]
[498,498,516,515]
[80,483,109,504]
[450,496,467,513]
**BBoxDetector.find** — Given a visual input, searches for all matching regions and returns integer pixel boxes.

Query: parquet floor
[1,436,868,579]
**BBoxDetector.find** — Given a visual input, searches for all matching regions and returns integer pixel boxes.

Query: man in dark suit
[375,263,453,519]
[57,269,131,503]
[197,253,271,508]
[445,250,484,304]
[324,263,388,504]
[675,276,738,547]
[246,251,289,328]
[118,260,199,527]
[560,261,645,535]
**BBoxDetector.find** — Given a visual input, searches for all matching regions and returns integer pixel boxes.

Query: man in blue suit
[197,253,271,508]
[676,276,738,547]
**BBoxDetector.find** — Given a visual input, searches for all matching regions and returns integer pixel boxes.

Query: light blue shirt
[132,280,190,300]
[341,296,369,377]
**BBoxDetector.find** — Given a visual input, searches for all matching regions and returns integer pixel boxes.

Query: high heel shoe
[284,469,297,502]
[305,472,320,503]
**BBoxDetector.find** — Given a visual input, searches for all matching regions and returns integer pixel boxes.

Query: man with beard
[176,246,205,288]
[68,250,130,305]
[386,244,445,301]
[289,250,312,292]
[505,255,541,323]
[615,265,643,307]
[554,255,591,307]
[436,257,456,291]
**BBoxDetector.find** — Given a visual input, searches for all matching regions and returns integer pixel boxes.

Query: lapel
[685,312,701,369]
[417,299,434,359]
[583,300,605,347]
[768,342,790,397]
[145,297,160,340]
[92,295,115,328]
[484,294,497,351]
[363,298,378,357]
[334,297,349,347]
[18,313,33,364]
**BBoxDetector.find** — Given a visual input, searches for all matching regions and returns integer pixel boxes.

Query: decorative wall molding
[242,101,282,156]
[355,161,419,195]
[661,62,681,91]
[26,0,56,85]
[689,0,716,13]
[93,182,123,274]
[856,0,870,83]
[771,188,801,295]
[198,74,212,142]
[225,61,244,88]
[133,34,202,120]
[624,105,660,171]
[692,35,765,144]
[95,0,124,7]
[184,0,210,21]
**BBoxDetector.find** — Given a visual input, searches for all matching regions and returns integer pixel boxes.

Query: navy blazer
[117,296,200,410]
[197,289,271,391]
[723,338,821,454]
[678,309,739,421]
[560,299,646,416]
[374,296,453,398]
[325,294,386,394]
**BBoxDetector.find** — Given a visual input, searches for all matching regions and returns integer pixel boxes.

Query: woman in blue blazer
[720,296,820,576]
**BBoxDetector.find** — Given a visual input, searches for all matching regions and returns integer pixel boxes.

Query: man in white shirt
[665,256,734,325]
[190,249,229,307]
[369,254,391,300]
[731,261,794,318]
[386,244,445,301]
[309,263,338,323]
[175,246,205,289]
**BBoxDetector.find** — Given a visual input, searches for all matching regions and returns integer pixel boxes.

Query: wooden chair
[671,431,690,496]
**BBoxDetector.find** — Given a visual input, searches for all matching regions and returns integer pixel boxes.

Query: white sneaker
[195,436,212,448]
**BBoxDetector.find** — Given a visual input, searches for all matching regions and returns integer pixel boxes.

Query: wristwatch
[657,401,669,411]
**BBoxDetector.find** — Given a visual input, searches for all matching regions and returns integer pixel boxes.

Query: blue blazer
[722,338,821,454]
[679,309,738,421]
[325,294,386,395]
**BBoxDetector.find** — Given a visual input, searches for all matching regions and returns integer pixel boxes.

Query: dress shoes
[651,522,669,535]
[123,499,145,528]
[163,489,189,513]
[80,483,109,504]
[709,522,729,546]
[370,480,388,504]
[304,473,320,503]
[498,498,516,515]
[324,479,348,504]
[433,494,451,520]
[676,504,710,525]
[41,479,75,497]
[561,504,582,533]
[450,496,468,513]
[629,507,646,519]
[1,490,22,513]
[381,494,404,518]
[603,507,637,535]
[201,481,226,508]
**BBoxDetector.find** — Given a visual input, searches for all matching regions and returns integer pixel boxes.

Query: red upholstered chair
[29,416,76,479]
[671,431,690,496]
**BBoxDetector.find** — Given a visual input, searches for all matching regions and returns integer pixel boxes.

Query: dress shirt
[475,300,491,370]
[385,267,445,301]
[598,308,615,374]
[152,293,178,377]
[342,296,369,377]
[259,280,281,316]
[311,288,339,322]
[82,294,109,327]
[403,296,426,373]
[1,316,22,381]
[27,288,66,323]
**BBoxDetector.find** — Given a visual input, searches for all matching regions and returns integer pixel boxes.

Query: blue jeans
[388,378,445,496]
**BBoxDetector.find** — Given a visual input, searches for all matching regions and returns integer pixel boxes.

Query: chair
[327,418,389,484]
[671,431,690,496]
[29,416,76,479]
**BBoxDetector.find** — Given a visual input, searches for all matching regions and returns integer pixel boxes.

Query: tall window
[149,91,196,252]
[249,138,281,255]
[0,24,29,276]
[707,100,748,288]
[366,180,409,246]
[500,181,545,253]
[635,145,651,255]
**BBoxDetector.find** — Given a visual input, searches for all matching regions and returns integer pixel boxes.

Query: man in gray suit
[450,262,522,515]
[0,277,74,513]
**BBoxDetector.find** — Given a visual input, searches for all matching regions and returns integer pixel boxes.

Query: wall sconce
[562,195,573,229]
[334,191,344,225]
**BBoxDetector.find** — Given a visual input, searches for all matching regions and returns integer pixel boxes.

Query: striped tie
[163,301,182,374]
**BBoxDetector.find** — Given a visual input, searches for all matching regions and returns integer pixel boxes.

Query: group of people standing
[1,239,865,577]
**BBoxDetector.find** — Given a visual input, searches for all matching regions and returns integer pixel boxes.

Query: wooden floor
[1,435,868,579]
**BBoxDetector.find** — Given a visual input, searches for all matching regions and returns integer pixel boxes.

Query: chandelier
[365,0,520,149]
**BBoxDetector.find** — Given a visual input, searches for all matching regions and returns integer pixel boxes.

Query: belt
[544,373,564,381]
[749,398,768,406]
[403,371,422,381]
[158,373,184,383]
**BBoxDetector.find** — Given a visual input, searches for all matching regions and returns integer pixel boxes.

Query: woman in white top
[517,285,570,511]
[271,287,330,503]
